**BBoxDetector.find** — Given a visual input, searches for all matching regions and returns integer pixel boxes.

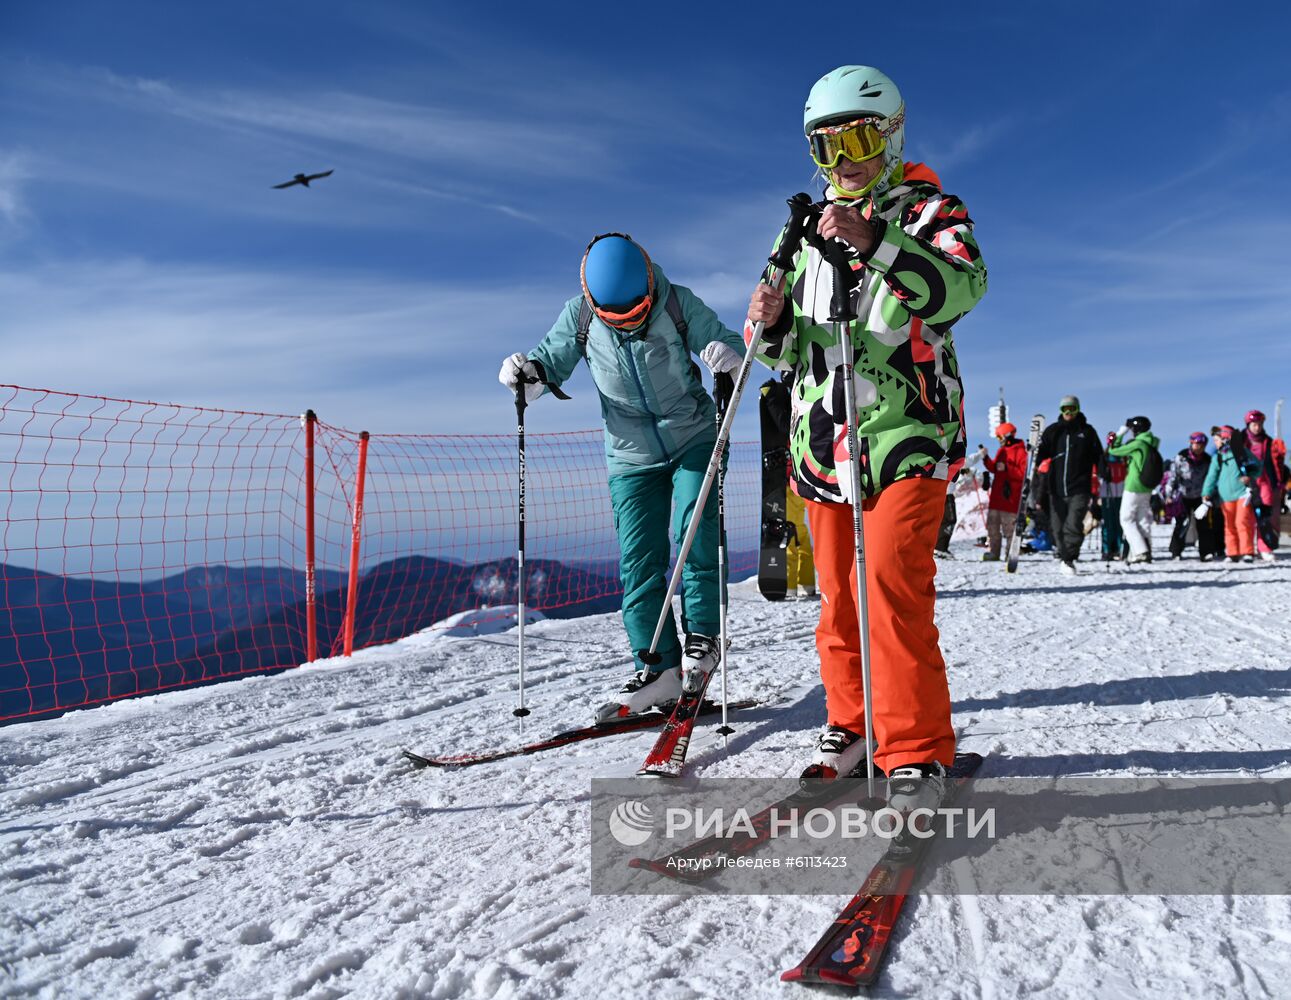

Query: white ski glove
[1194,500,1211,520]
[699,341,742,375]
[498,353,546,404]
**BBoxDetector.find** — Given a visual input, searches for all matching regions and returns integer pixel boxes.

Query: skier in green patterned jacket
[499,234,747,722]
[745,65,987,808]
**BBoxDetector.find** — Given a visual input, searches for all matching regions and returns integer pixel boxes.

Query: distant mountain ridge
[0,556,622,722]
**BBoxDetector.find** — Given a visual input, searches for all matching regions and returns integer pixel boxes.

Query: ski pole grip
[713,372,735,411]
[819,239,859,323]
[828,260,857,322]
[767,193,816,273]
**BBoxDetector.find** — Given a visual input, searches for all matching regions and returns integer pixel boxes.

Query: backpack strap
[663,290,690,355]
[664,289,704,386]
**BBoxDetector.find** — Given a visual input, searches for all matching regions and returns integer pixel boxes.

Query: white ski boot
[679,633,719,694]
[800,725,872,789]
[595,667,682,723]
[886,761,949,822]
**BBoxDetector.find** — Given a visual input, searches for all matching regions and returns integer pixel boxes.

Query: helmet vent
[861,90,883,97]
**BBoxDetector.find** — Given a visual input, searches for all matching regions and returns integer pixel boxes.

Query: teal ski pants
[608,438,724,672]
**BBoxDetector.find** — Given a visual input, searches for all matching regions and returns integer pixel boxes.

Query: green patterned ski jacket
[753,163,987,505]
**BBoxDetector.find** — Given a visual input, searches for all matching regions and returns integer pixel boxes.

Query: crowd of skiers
[975,400,1287,573]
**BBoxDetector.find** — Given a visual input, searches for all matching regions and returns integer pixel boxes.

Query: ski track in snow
[2,526,1290,999]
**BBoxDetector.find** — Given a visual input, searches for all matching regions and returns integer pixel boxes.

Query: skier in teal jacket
[498,234,746,721]
[1201,425,1263,562]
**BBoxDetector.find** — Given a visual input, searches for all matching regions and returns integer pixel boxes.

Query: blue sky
[3,0,1290,453]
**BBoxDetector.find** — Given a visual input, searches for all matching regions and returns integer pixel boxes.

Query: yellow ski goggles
[807,115,892,169]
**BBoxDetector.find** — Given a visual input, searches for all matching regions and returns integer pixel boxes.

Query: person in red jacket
[1234,409,1286,561]
[977,422,1028,560]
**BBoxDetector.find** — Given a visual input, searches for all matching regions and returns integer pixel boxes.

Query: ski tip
[780,966,866,987]
[401,750,438,769]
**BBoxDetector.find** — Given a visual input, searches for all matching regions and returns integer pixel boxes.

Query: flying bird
[273,170,333,190]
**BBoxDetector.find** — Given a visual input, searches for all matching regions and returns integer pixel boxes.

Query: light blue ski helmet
[803,66,905,198]
[581,234,651,308]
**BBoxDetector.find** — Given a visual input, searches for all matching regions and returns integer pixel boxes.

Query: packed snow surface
[3,528,1290,999]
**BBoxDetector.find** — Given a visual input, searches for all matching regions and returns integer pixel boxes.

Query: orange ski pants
[805,477,955,772]
[1221,499,1256,557]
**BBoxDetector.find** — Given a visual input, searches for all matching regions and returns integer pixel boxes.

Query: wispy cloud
[90,68,612,179]
[958,211,1291,446]
[4,57,747,243]
[913,118,1017,174]
[0,259,605,436]
[0,150,32,230]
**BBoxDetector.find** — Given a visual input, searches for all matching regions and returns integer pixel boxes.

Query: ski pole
[640,192,816,668]
[508,362,572,730]
[820,237,876,801]
[513,386,532,731]
[713,372,736,746]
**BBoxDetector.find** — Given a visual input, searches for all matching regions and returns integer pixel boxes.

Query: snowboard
[758,379,793,600]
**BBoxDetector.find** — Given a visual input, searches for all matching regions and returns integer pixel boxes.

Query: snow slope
[3,527,1290,1000]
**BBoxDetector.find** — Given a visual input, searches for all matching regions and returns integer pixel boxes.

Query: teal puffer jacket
[1201,447,1260,503]
[528,266,745,476]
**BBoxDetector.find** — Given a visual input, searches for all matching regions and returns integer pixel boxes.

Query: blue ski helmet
[581,234,651,309]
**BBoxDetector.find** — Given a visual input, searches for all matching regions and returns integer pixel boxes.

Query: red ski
[403,699,755,770]
[781,752,983,989]
[636,668,719,777]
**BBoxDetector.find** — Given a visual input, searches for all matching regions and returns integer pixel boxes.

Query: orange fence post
[343,431,370,657]
[303,410,318,663]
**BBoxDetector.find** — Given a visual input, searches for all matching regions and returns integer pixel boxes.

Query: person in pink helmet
[1233,410,1286,561]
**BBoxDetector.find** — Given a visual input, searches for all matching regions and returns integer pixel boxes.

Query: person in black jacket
[1168,432,1221,560]
[1036,394,1101,572]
